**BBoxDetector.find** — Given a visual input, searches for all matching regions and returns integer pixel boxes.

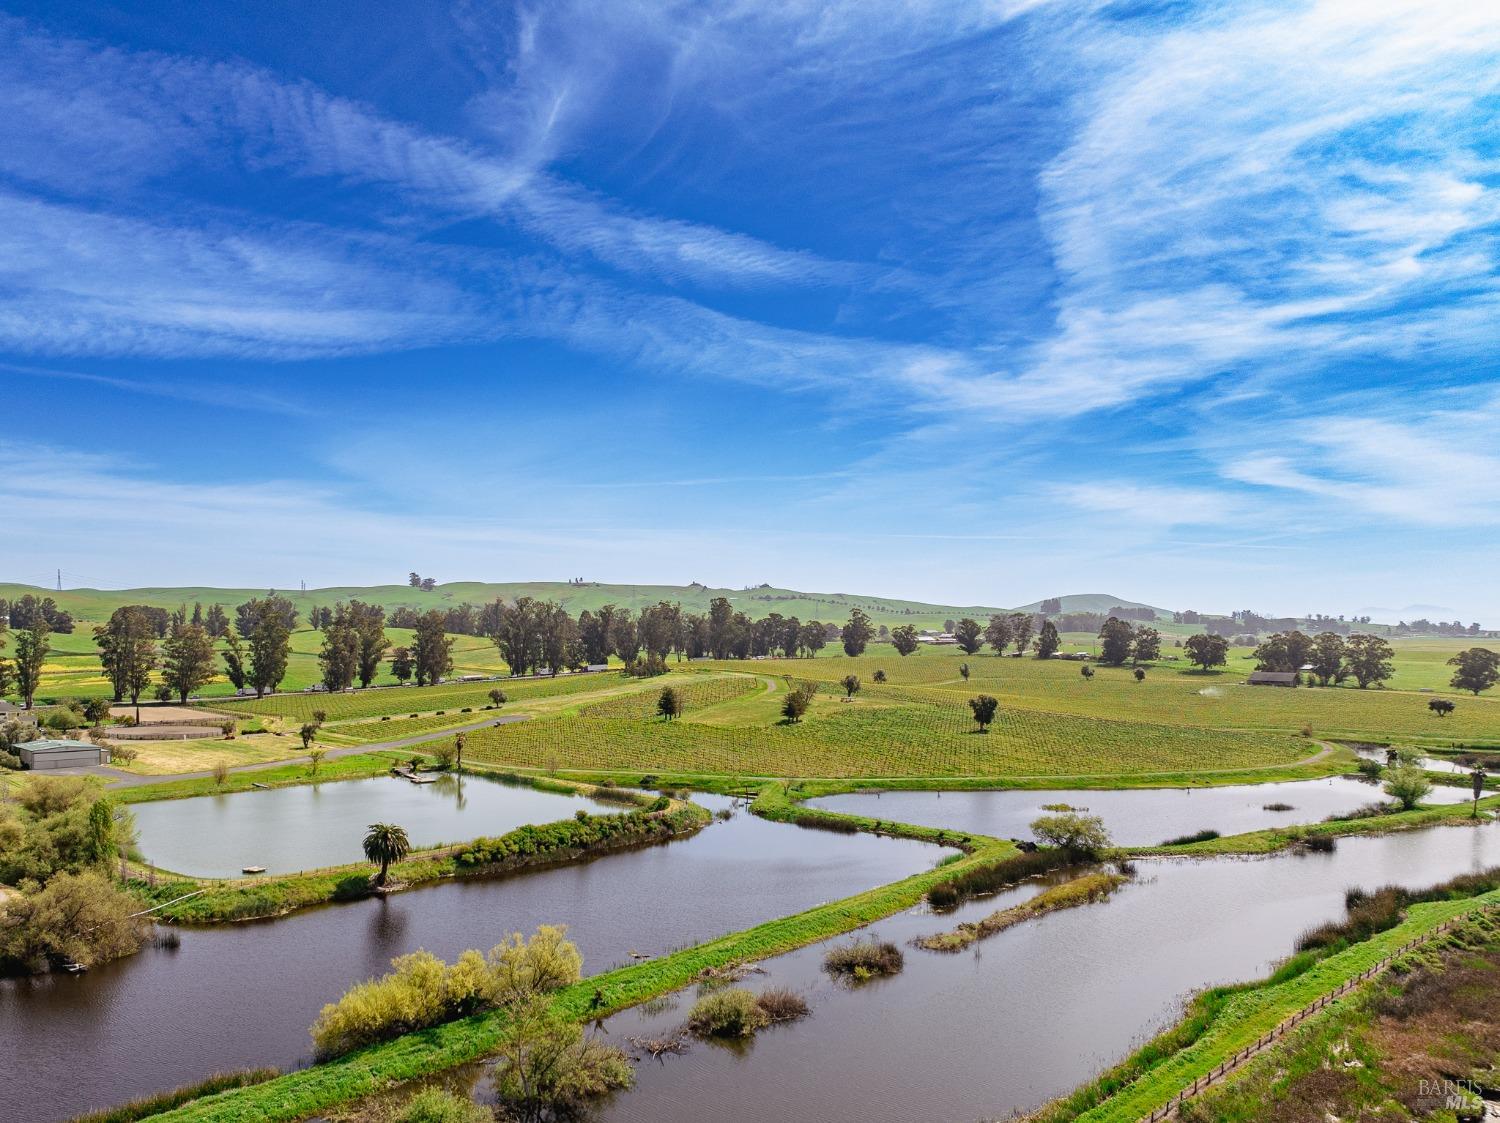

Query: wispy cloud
[0,362,308,416]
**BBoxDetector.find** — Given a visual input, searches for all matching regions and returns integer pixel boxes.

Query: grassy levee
[133,790,706,924]
[1033,891,1500,1123]
[112,752,409,803]
[1130,793,1500,857]
[142,797,1012,1123]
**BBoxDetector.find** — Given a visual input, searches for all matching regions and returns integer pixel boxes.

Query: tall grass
[925,848,1072,909]
[66,1069,279,1123]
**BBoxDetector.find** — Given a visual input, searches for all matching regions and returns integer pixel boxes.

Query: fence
[1139,910,1481,1122]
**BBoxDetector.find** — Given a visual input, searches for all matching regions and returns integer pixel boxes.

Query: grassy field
[697,648,1500,746]
[463,687,1319,780]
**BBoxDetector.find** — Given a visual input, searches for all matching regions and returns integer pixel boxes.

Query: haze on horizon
[2,2,1497,622]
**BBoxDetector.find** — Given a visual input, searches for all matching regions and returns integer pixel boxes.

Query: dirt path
[62,714,531,789]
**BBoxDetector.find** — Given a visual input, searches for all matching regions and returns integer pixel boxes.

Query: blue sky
[1,0,1498,621]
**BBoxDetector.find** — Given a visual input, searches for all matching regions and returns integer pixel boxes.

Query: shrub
[1161,828,1220,846]
[925,848,1071,909]
[106,741,138,764]
[1384,764,1433,810]
[391,1088,491,1123]
[493,996,632,1119]
[688,987,769,1037]
[1261,802,1295,812]
[755,987,810,1024]
[1304,834,1337,852]
[823,938,903,980]
[311,925,581,1058]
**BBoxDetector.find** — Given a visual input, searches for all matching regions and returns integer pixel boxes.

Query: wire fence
[1139,909,1483,1122]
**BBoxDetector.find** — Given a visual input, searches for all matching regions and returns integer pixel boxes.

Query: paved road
[49,713,529,789]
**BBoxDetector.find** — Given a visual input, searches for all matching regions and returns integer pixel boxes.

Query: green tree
[1308,632,1346,686]
[363,822,412,887]
[488,688,507,707]
[1470,762,1488,819]
[1448,648,1499,695]
[1253,630,1315,673]
[300,722,319,750]
[95,607,157,709]
[1184,633,1229,672]
[221,630,248,691]
[984,613,1012,655]
[346,600,391,688]
[1097,617,1135,665]
[1131,627,1161,664]
[161,621,217,703]
[781,685,812,723]
[14,619,50,710]
[890,624,919,656]
[1134,667,1146,682]
[1344,633,1395,689]
[412,611,455,686]
[1009,612,1034,657]
[1033,620,1060,659]
[0,871,141,970]
[1428,698,1456,718]
[798,620,827,657]
[238,596,295,698]
[953,618,983,655]
[317,618,360,692]
[968,694,999,731]
[82,697,112,726]
[1384,764,1431,810]
[1030,812,1111,858]
[841,609,873,657]
[389,646,414,684]
[840,674,861,700]
[656,686,681,721]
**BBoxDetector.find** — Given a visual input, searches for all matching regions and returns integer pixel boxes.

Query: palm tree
[363,822,411,887]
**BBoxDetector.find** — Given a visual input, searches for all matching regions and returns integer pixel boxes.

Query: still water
[811,775,1471,846]
[598,822,1500,1123]
[0,796,941,1122]
[131,772,622,877]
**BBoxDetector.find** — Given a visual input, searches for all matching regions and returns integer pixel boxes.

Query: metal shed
[17,739,110,770]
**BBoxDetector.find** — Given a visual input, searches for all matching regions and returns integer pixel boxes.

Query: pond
[594,821,1500,1123]
[0,795,944,1122]
[131,772,624,878]
[810,774,1471,847]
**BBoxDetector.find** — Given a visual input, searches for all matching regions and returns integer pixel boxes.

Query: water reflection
[812,775,1470,846]
[131,772,618,878]
[0,796,940,1122]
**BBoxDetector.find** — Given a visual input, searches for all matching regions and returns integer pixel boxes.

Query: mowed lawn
[694,649,1500,745]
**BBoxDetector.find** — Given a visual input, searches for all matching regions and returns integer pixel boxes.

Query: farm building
[0,700,32,720]
[17,739,111,770]
[1247,671,1298,687]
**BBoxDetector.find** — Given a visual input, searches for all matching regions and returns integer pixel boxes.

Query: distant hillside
[1013,593,1173,621]
[0,581,1029,629]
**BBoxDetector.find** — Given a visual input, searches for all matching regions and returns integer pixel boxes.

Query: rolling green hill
[0,580,1052,630]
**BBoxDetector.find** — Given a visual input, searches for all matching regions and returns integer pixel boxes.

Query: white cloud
[1223,403,1500,528]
